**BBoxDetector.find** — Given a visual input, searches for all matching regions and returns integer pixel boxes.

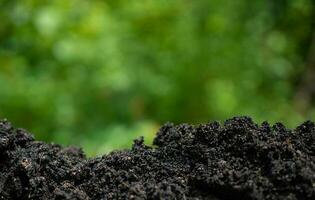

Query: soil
[0,117,315,200]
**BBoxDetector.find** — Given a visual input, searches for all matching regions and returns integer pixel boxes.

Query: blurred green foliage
[0,0,314,156]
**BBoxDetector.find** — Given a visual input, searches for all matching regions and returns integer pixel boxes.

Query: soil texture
[0,117,315,199]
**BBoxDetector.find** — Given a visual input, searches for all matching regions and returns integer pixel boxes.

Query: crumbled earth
[0,117,315,200]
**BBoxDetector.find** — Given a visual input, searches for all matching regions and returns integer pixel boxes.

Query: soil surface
[0,117,315,199]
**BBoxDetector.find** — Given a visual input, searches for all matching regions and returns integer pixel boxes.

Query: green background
[1,0,315,156]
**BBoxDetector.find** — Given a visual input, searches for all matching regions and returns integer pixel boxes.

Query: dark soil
[0,117,315,199]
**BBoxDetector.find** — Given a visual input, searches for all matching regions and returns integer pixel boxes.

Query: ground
[0,117,315,199]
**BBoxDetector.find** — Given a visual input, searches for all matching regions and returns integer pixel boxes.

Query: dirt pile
[0,117,315,199]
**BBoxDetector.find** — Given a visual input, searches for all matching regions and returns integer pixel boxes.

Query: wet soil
[0,117,315,199]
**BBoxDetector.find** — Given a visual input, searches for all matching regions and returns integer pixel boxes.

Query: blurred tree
[0,0,314,155]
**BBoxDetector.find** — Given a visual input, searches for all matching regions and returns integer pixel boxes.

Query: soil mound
[0,117,315,199]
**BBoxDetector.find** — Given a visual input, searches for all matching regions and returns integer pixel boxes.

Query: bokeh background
[1,0,315,156]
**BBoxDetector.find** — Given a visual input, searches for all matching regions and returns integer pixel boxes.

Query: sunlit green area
[0,0,314,156]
